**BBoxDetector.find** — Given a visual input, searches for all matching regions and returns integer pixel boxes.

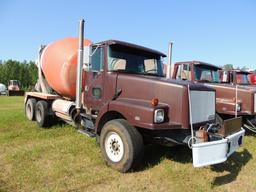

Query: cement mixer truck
[7,80,24,96]
[24,20,244,172]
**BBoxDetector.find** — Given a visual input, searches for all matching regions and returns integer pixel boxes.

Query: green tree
[0,60,38,90]
[222,64,234,70]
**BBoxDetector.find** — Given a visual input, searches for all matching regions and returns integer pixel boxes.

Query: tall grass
[0,96,255,192]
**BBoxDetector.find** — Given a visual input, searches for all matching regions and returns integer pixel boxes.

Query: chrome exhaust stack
[76,19,85,110]
[166,42,173,79]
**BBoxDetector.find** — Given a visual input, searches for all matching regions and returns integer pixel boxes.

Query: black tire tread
[116,119,144,170]
[25,98,37,121]
[35,100,49,128]
[100,119,143,173]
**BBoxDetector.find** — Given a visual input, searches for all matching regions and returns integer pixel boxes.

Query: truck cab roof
[175,61,221,70]
[221,69,251,74]
[95,39,166,57]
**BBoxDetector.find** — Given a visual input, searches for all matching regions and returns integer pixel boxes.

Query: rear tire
[35,100,49,128]
[25,98,37,121]
[100,119,144,173]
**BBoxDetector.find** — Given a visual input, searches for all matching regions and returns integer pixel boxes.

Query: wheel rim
[36,108,42,122]
[104,131,124,162]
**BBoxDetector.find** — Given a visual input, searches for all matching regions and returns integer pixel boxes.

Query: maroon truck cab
[83,41,217,134]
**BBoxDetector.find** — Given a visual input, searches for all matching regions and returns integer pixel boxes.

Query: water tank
[0,83,6,94]
[41,37,92,98]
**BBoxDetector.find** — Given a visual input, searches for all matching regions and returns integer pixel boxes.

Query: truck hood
[237,84,256,91]
[204,82,256,93]
[136,74,214,91]
[203,83,256,115]
[116,74,216,129]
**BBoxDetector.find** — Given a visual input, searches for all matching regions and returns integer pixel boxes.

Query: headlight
[236,103,241,112]
[154,109,165,123]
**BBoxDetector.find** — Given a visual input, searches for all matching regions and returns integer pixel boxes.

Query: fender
[109,98,157,127]
[95,98,175,134]
[216,98,252,115]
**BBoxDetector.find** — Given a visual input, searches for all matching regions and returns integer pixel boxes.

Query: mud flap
[192,128,245,167]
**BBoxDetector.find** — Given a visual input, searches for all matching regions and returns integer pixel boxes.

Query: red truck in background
[171,60,256,133]
[24,20,245,172]
[219,69,253,85]
[249,73,256,85]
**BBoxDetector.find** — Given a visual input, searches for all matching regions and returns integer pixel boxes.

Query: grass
[0,96,255,192]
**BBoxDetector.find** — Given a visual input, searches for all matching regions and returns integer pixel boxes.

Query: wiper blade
[141,73,162,77]
[114,69,139,74]
[114,70,162,77]
[197,79,211,83]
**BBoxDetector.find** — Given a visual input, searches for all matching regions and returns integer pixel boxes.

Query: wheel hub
[110,139,120,154]
[105,132,124,162]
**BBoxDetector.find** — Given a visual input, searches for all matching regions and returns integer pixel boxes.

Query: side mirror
[83,45,92,71]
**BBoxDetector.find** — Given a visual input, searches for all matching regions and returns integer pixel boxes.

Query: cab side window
[91,47,104,71]
[176,65,182,79]
[144,59,158,74]
[220,71,229,83]
[112,59,126,70]
[176,64,191,80]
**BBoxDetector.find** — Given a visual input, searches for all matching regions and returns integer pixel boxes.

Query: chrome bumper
[192,128,245,167]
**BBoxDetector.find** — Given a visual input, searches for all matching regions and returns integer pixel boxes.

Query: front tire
[25,98,37,121]
[100,119,143,173]
[35,100,49,128]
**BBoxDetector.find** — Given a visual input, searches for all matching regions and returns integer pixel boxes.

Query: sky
[0,0,255,69]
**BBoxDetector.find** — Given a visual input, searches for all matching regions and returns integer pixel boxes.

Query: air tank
[41,37,92,98]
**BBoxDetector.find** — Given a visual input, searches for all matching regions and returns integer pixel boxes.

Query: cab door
[84,47,105,111]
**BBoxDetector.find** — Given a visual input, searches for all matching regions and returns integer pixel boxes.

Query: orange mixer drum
[41,37,92,98]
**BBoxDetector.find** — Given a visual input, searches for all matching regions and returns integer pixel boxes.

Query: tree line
[0,60,38,89]
[0,60,254,90]
[222,64,255,71]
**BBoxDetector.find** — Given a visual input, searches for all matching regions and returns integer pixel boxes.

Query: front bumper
[192,128,245,167]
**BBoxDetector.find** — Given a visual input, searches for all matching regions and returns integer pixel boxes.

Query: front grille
[190,91,215,124]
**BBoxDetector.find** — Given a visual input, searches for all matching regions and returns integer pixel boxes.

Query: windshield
[108,45,164,77]
[10,80,19,86]
[236,73,250,84]
[194,65,220,83]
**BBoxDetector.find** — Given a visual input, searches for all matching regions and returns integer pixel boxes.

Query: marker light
[151,98,159,106]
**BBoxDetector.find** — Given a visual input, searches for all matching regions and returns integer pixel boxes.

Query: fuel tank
[41,37,92,98]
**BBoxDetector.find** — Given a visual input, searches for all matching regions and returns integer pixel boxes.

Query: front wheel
[100,119,144,173]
